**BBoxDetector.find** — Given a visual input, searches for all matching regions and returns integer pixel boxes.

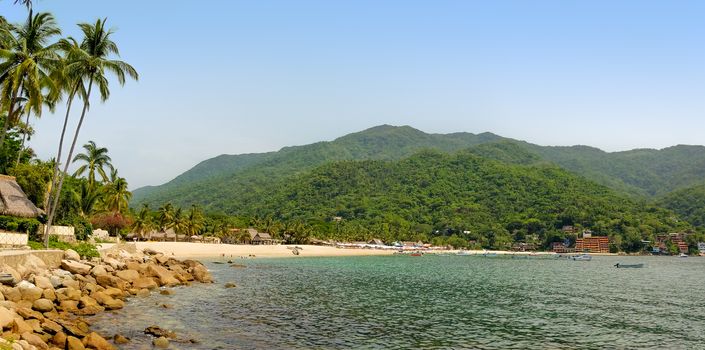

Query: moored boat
[614,263,644,268]
[570,254,592,261]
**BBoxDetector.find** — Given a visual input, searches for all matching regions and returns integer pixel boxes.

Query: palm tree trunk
[0,83,22,157]
[45,86,77,212]
[44,79,92,248]
[15,109,32,166]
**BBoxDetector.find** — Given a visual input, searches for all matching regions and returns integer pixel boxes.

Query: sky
[2,0,704,189]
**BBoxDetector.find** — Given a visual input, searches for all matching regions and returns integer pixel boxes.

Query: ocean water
[90,255,705,349]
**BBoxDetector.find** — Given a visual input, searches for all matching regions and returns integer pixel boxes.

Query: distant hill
[131,125,705,210]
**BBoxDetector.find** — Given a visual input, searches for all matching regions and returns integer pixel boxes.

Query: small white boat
[679,253,688,258]
[570,254,592,261]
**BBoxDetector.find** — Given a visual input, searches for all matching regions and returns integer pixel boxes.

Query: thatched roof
[0,175,43,218]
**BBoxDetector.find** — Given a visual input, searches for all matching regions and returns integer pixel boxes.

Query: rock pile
[0,248,213,349]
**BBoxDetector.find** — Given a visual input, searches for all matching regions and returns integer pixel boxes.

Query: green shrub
[27,237,99,258]
[0,215,40,236]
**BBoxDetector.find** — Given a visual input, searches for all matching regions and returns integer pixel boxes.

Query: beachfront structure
[39,225,77,243]
[247,228,275,245]
[575,236,610,253]
[654,233,689,254]
[0,175,43,219]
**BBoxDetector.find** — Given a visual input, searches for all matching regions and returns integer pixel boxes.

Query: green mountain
[132,125,705,213]
[657,183,705,228]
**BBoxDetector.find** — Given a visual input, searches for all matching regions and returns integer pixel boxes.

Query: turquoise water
[90,256,705,349]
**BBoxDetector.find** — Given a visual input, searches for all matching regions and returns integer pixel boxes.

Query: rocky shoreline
[0,247,213,350]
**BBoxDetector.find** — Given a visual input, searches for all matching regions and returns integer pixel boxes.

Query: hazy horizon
[1,1,703,189]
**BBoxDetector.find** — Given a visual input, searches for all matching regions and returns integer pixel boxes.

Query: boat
[409,252,423,257]
[614,263,644,268]
[679,253,688,258]
[570,254,592,261]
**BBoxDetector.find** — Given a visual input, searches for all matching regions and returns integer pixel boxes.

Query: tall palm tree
[72,180,100,218]
[0,12,61,152]
[44,18,138,246]
[132,204,155,238]
[72,140,112,186]
[185,205,204,236]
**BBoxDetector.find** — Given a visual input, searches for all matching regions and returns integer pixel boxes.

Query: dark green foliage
[657,183,705,228]
[0,215,41,236]
[8,161,52,208]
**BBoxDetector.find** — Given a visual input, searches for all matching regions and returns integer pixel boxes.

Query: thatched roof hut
[0,175,43,218]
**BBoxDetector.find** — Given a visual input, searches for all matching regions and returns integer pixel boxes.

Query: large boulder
[60,260,91,275]
[64,249,81,261]
[83,332,115,350]
[102,257,125,270]
[66,335,85,350]
[191,264,213,283]
[89,265,108,277]
[132,277,158,290]
[1,265,21,284]
[21,332,48,349]
[115,270,139,283]
[23,255,48,277]
[1,286,21,302]
[0,306,16,328]
[146,264,179,286]
[20,286,43,302]
[95,275,129,291]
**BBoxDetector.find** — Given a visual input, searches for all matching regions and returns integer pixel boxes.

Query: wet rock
[136,289,150,297]
[153,336,169,348]
[146,264,179,286]
[60,260,91,275]
[64,249,81,261]
[230,264,247,268]
[32,298,54,312]
[160,304,173,309]
[159,289,174,296]
[144,326,176,339]
[113,334,130,344]
[84,331,115,350]
[191,264,213,283]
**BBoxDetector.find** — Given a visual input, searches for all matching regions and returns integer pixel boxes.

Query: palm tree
[171,207,187,238]
[157,203,175,231]
[72,140,112,186]
[0,12,61,153]
[44,18,138,246]
[185,205,204,236]
[73,180,100,218]
[102,172,131,213]
[132,204,155,239]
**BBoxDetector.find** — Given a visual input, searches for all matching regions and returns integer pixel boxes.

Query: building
[575,236,610,253]
[0,175,43,219]
[247,228,275,245]
[655,233,689,254]
[551,242,572,253]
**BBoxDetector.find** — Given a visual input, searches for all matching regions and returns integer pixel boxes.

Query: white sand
[100,242,397,259]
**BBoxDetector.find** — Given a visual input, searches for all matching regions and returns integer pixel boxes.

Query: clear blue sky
[2,0,704,189]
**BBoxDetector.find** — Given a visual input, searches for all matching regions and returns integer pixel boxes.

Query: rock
[95,275,129,291]
[56,287,81,302]
[21,332,48,349]
[32,276,53,291]
[79,295,99,308]
[144,326,176,339]
[83,332,115,350]
[146,264,179,286]
[89,265,108,277]
[114,270,139,283]
[102,288,125,299]
[159,289,174,295]
[60,260,91,276]
[136,289,150,297]
[102,258,125,270]
[15,280,36,289]
[62,278,80,290]
[1,287,21,302]
[1,265,21,284]
[32,298,54,312]
[56,319,87,338]
[12,318,34,335]
[113,334,130,344]
[152,336,169,348]
[16,307,44,321]
[191,264,213,283]
[74,304,104,316]
[23,255,48,276]
[0,306,15,328]
[20,287,43,302]
[143,248,159,255]
[51,331,67,347]
[49,276,63,289]
[66,336,85,350]
[224,282,236,288]
[155,255,169,265]
[25,318,42,333]
[64,249,81,261]
[41,319,62,334]
[42,288,56,302]
[160,303,173,309]
[132,277,158,290]
[58,300,79,312]
[230,264,247,268]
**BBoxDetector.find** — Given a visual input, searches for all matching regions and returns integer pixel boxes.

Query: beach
[99,242,398,259]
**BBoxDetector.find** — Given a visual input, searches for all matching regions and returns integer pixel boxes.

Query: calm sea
[90,255,705,349]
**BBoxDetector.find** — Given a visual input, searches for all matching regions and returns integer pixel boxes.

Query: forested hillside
[657,183,705,228]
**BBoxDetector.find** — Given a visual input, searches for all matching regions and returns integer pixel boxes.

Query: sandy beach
[99,242,398,259]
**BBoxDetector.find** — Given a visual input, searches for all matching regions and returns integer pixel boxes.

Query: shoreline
[98,242,620,259]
